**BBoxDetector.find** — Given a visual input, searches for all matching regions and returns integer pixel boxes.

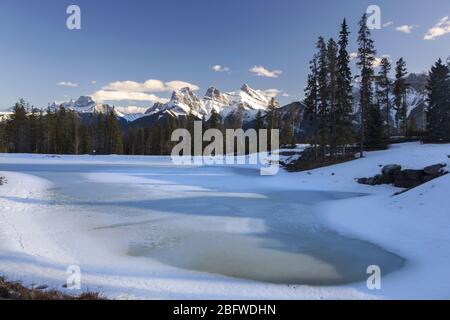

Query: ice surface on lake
[0,162,403,286]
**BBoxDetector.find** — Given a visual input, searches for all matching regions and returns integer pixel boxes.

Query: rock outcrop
[358,163,447,189]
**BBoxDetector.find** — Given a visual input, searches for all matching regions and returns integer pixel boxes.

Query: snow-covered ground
[0,142,449,299]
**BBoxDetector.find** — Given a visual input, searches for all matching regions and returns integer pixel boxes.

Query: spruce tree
[327,38,338,156]
[281,112,295,146]
[426,58,450,142]
[377,57,392,137]
[336,19,354,155]
[6,100,30,153]
[316,36,329,153]
[304,53,319,158]
[357,13,376,155]
[394,57,408,135]
[255,110,264,131]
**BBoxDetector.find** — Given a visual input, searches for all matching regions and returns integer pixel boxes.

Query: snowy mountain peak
[74,96,96,108]
[204,86,219,98]
[145,102,165,115]
[238,84,271,106]
[45,84,275,124]
[168,87,205,117]
[240,83,253,93]
[204,87,230,105]
[171,87,200,104]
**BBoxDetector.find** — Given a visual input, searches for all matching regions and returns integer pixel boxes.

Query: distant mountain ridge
[46,83,275,125]
[1,74,430,137]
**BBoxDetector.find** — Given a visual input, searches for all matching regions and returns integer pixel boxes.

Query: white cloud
[114,106,151,114]
[91,80,97,84]
[261,89,282,97]
[372,55,391,67]
[91,79,198,103]
[350,53,390,67]
[57,81,78,88]
[249,65,283,78]
[210,65,230,72]
[105,79,199,93]
[424,16,450,40]
[165,80,200,92]
[396,25,416,34]
[383,21,394,28]
[91,90,168,104]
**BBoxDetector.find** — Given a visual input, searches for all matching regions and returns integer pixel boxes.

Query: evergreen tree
[357,13,377,155]
[327,38,339,156]
[68,111,79,154]
[377,57,392,137]
[394,57,408,135]
[426,58,450,142]
[105,110,123,154]
[281,112,295,146]
[6,100,30,153]
[267,97,280,130]
[316,37,329,151]
[304,53,320,158]
[207,109,221,130]
[335,19,354,154]
[78,123,91,154]
[255,110,264,131]
[266,98,280,151]
[366,101,388,149]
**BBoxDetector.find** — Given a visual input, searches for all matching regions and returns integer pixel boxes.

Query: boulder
[423,163,446,176]
[357,177,369,185]
[393,169,425,188]
[382,164,402,176]
[358,163,447,189]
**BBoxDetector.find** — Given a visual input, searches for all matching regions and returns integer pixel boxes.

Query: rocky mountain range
[1,73,429,138]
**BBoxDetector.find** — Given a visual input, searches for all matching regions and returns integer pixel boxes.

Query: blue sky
[0,0,449,110]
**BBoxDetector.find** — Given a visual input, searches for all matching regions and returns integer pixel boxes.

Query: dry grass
[0,276,103,300]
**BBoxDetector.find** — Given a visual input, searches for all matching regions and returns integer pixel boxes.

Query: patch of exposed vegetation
[0,276,103,300]
[282,146,359,172]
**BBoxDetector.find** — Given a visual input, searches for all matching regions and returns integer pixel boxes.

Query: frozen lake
[0,161,404,286]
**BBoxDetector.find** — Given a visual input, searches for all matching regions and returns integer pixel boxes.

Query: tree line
[303,14,421,158]
[0,102,123,154]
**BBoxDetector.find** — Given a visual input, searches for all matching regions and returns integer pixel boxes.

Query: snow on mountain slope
[49,96,113,114]
[351,73,428,130]
[143,84,273,122]
[114,106,148,122]
[48,96,148,122]
[202,87,231,116]
[0,111,12,122]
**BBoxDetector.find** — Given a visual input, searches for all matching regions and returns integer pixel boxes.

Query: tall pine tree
[304,53,320,158]
[335,19,354,154]
[327,38,339,157]
[394,57,408,135]
[426,58,450,142]
[316,36,329,152]
[357,14,385,152]
[377,57,392,137]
